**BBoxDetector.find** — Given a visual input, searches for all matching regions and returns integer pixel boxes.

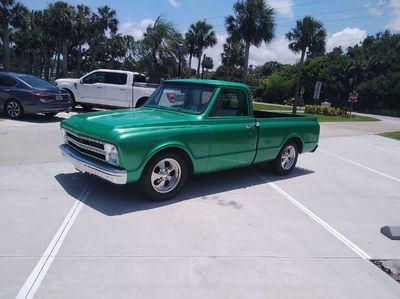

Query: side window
[133,74,146,83]
[105,72,127,85]
[0,76,17,87]
[82,72,105,84]
[210,90,249,117]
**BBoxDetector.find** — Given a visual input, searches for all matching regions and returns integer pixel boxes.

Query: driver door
[78,71,106,104]
[205,89,258,172]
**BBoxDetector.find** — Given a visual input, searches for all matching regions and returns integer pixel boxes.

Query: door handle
[4,89,11,92]
[246,122,259,129]
[97,86,103,89]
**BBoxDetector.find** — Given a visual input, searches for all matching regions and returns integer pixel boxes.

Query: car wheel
[80,104,93,111]
[5,100,23,119]
[271,141,298,175]
[44,113,57,117]
[141,152,188,201]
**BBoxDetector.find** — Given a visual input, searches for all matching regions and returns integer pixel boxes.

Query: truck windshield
[144,83,215,114]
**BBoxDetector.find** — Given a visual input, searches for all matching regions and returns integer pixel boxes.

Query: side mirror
[79,79,83,84]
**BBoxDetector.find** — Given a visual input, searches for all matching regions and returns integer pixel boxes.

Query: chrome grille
[65,129,106,162]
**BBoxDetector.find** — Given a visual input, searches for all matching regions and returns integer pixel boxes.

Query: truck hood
[61,108,198,142]
[55,78,80,84]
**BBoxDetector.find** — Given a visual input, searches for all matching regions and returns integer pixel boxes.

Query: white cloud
[367,0,385,16]
[203,33,227,70]
[249,36,299,65]
[387,0,400,31]
[326,27,368,52]
[169,0,180,7]
[119,18,155,40]
[268,0,294,18]
[203,34,299,70]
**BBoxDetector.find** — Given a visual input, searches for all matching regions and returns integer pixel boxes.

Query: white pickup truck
[55,69,157,108]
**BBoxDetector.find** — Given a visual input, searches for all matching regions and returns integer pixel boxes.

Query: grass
[378,131,400,141]
[252,102,295,111]
[252,102,379,122]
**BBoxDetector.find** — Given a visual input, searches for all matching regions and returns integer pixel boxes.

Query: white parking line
[264,180,372,260]
[319,149,400,183]
[16,180,94,299]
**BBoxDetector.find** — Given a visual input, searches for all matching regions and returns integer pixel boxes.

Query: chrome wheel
[281,145,296,170]
[151,158,182,194]
[6,101,21,118]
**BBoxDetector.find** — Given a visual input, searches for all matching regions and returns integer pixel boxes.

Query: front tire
[141,152,188,201]
[271,141,298,175]
[5,100,23,119]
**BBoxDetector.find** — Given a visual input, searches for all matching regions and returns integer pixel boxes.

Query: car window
[17,75,54,89]
[133,74,146,83]
[0,75,17,87]
[144,83,215,114]
[82,72,106,84]
[105,72,127,85]
[210,90,249,117]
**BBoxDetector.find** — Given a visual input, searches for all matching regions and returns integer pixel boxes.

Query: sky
[23,0,400,68]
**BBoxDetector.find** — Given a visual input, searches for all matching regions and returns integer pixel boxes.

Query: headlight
[105,143,119,166]
[60,128,67,143]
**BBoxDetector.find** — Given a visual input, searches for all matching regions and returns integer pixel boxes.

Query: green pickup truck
[60,79,319,200]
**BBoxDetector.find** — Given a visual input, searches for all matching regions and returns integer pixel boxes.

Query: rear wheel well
[286,137,303,153]
[135,97,149,108]
[62,88,75,103]
[149,147,194,175]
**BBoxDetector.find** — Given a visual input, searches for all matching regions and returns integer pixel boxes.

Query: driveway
[1,112,399,299]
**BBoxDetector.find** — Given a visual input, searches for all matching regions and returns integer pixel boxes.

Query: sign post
[348,91,359,117]
[313,81,322,105]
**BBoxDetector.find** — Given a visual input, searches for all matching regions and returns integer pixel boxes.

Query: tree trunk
[201,54,206,79]
[90,40,101,70]
[75,44,82,77]
[196,51,202,79]
[243,41,250,82]
[62,41,68,77]
[292,49,306,115]
[56,46,61,78]
[188,53,192,69]
[44,50,50,81]
[3,25,11,71]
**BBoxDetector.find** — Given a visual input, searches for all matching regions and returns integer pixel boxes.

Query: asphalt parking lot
[1,112,400,299]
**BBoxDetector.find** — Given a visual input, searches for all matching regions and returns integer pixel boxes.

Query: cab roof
[164,79,249,89]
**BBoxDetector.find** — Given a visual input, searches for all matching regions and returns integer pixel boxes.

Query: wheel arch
[135,96,149,108]
[143,143,195,175]
[283,135,304,154]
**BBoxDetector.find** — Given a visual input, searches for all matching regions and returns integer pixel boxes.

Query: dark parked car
[0,72,73,119]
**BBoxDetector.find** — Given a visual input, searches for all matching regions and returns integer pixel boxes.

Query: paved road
[1,112,399,298]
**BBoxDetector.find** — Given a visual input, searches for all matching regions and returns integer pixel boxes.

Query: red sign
[348,92,358,103]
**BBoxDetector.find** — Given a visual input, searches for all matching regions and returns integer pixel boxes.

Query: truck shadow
[55,166,314,217]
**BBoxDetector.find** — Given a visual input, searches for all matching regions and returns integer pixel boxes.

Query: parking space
[1,113,400,298]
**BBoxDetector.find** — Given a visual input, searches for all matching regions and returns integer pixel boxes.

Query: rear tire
[44,113,57,117]
[140,152,188,201]
[271,141,298,175]
[5,99,23,119]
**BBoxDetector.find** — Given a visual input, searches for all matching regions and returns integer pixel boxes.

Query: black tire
[62,89,76,106]
[44,112,57,117]
[140,151,188,201]
[271,141,299,175]
[80,104,93,111]
[135,97,148,108]
[5,99,23,119]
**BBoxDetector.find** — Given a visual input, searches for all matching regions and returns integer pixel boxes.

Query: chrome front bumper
[60,144,127,184]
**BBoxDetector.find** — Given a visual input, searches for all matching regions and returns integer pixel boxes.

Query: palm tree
[0,0,29,71]
[189,20,216,78]
[226,0,275,81]
[46,1,74,77]
[184,29,196,69]
[90,6,118,69]
[286,16,327,114]
[221,36,245,80]
[135,16,183,82]
[72,4,91,77]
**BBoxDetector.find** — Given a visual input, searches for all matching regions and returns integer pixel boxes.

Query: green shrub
[305,105,345,117]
